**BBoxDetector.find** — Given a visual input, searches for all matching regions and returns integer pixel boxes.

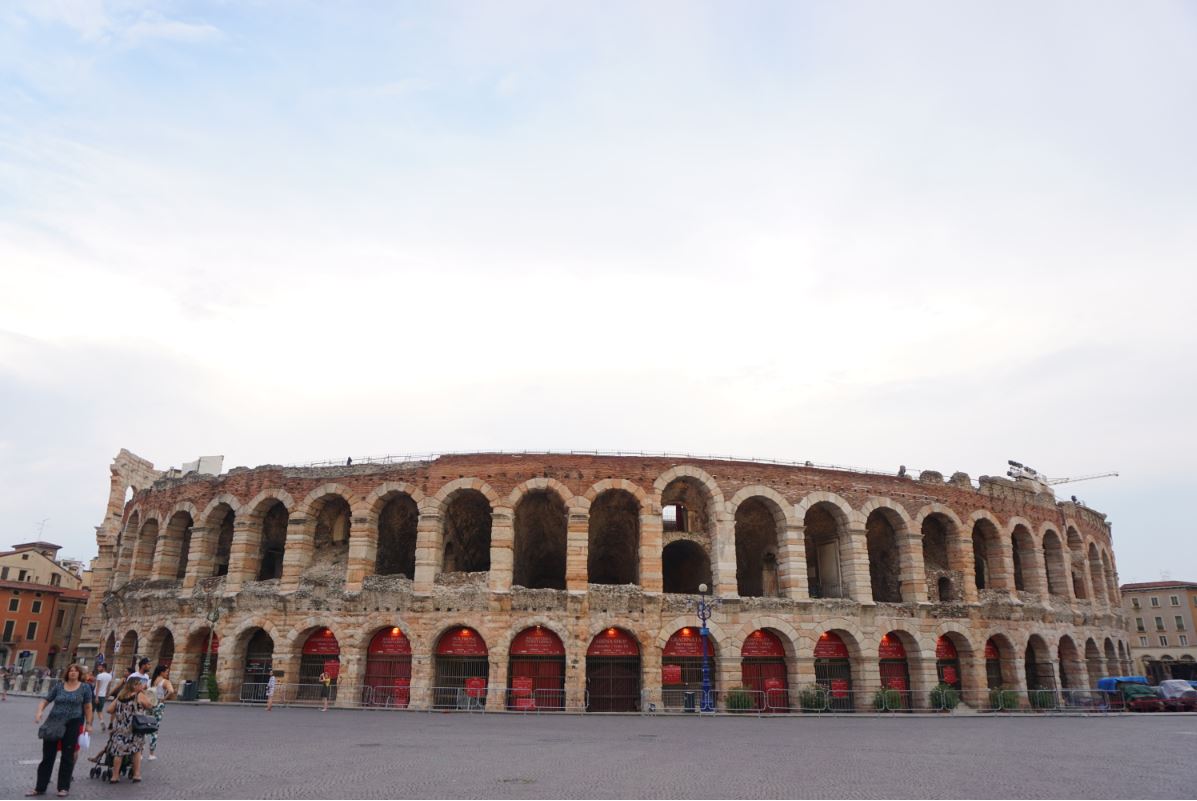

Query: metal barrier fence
[227,683,1182,715]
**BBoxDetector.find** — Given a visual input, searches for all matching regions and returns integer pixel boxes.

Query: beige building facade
[1121,580,1197,683]
[82,449,1130,711]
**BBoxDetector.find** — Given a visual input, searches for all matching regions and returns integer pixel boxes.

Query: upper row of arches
[110,466,1119,606]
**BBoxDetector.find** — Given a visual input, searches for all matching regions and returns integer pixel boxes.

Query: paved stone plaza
[2,697,1195,799]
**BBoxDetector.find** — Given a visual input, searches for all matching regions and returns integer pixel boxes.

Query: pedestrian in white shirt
[94,666,113,730]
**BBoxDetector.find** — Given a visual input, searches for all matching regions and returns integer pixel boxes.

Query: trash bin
[683,691,697,713]
[180,680,198,702]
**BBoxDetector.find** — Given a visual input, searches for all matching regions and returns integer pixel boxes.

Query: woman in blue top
[27,663,94,797]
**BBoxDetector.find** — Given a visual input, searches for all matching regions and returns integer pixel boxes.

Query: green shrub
[873,688,902,712]
[726,687,755,713]
[930,683,960,710]
[797,684,829,713]
[1029,688,1057,710]
[206,673,220,702]
[988,686,1018,711]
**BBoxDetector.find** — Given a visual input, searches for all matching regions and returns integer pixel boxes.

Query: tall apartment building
[0,542,89,671]
[1121,580,1197,682]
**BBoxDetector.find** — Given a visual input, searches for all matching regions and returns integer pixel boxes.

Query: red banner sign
[437,628,488,657]
[942,665,959,686]
[514,696,536,710]
[984,640,999,660]
[830,678,850,699]
[814,632,849,659]
[323,660,340,679]
[303,630,340,656]
[587,629,639,658]
[662,664,683,684]
[663,629,706,658]
[935,636,958,660]
[369,629,412,656]
[465,677,486,698]
[511,676,534,696]
[510,627,565,657]
[741,630,785,659]
[764,677,785,692]
[878,635,906,660]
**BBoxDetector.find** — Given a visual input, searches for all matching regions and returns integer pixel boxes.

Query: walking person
[264,671,278,712]
[27,663,93,798]
[2,665,9,701]
[105,676,154,784]
[319,669,332,712]
[93,665,113,731]
[146,665,175,760]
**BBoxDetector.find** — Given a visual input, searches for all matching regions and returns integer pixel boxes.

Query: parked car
[1096,676,1166,713]
[1156,679,1197,712]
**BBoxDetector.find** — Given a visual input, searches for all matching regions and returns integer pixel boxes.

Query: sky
[0,1,1194,582]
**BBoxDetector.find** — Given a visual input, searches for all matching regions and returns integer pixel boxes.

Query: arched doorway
[507,626,566,711]
[1025,636,1057,709]
[985,638,1004,689]
[814,632,853,712]
[878,632,912,711]
[662,627,717,711]
[935,636,962,691]
[661,540,711,594]
[585,628,640,712]
[118,630,139,673]
[241,629,274,702]
[433,627,489,710]
[156,630,175,670]
[741,629,789,711]
[193,631,219,686]
[364,627,412,708]
[298,629,340,704]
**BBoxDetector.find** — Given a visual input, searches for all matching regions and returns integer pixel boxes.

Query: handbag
[131,713,158,735]
[37,717,67,741]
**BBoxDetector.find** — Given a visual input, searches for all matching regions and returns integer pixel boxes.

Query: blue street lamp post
[697,582,714,712]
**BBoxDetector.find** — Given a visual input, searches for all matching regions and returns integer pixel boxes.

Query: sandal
[131,777,141,783]
[24,791,44,797]
[56,792,68,798]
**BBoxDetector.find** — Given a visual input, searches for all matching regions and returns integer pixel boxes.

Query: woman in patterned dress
[147,664,175,759]
[104,676,153,783]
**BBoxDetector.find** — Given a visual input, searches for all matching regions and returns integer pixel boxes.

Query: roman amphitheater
[81,449,1131,712]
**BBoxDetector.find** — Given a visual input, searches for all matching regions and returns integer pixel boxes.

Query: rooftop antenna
[35,518,49,537]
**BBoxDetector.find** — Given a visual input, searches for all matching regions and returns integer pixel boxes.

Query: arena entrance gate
[741,629,788,711]
[814,632,853,712]
[434,627,489,710]
[878,632,911,711]
[662,628,717,711]
[156,631,175,670]
[586,628,640,712]
[298,629,340,704]
[364,628,412,708]
[935,636,961,691]
[985,638,1003,689]
[507,626,566,711]
[242,629,274,702]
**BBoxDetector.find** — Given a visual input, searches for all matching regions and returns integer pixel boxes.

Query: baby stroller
[87,732,134,782]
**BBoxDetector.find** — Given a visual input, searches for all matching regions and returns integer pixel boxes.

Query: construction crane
[1046,472,1119,486]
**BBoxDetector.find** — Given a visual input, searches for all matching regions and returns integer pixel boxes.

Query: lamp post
[199,606,220,700]
[697,582,714,712]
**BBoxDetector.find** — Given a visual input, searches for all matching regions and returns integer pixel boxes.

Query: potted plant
[930,682,960,711]
[726,686,755,713]
[988,686,1018,711]
[873,688,901,712]
[798,684,829,713]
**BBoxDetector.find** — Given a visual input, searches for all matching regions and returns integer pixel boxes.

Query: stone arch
[732,491,788,598]
[728,485,799,527]
[1041,528,1068,597]
[1057,634,1083,689]
[582,478,651,507]
[495,618,572,658]
[652,465,726,516]
[372,488,420,579]
[661,539,711,594]
[982,631,1020,689]
[1100,550,1118,605]
[794,491,859,528]
[800,495,856,600]
[296,483,363,518]
[1065,526,1087,599]
[915,504,967,603]
[200,494,243,527]
[732,617,802,659]
[131,518,160,580]
[1087,542,1107,603]
[295,488,354,579]
[161,506,196,581]
[345,614,420,656]
[588,488,641,586]
[439,485,493,574]
[240,489,296,519]
[363,482,427,521]
[1008,519,1043,594]
[432,477,502,509]
[505,477,576,511]
[657,472,721,537]
[968,510,1006,592]
[146,624,178,667]
[1025,634,1055,691]
[1085,638,1104,684]
[862,504,909,603]
[655,615,731,657]
[512,486,569,590]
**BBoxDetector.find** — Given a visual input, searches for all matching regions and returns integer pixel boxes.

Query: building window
[25,621,37,640]
[1159,635,1169,647]
[21,553,28,560]
[1131,597,1140,609]
[1181,635,1189,647]
[31,600,41,614]
[1136,617,1145,632]
[1151,596,1160,607]
[1176,616,1186,631]
[50,574,60,587]
[17,570,26,581]
[0,567,7,580]
[6,598,17,612]
[56,609,65,627]
[1171,595,1180,606]
[1155,616,1165,631]
[1139,636,1149,647]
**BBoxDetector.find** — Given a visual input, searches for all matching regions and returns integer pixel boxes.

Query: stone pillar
[639,509,663,593]
[954,532,979,603]
[412,507,441,595]
[130,529,154,579]
[720,653,741,710]
[855,654,880,712]
[899,531,928,603]
[641,640,662,712]
[1060,544,1077,603]
[409,652,435,711]
[962,652,989,709]
[345,516,376,592]
[843,526,874,603]
[150,526,181,582]
[182,526,214,590]
[565,508,589,592]
[779,523,808,600]
[486,648,508,711]
[713,515,737,597]
[279,514,312,592]
[335,651,364,708]
[224,518,259,594]
[488,506,514,594]
[1024,542,1049,597]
